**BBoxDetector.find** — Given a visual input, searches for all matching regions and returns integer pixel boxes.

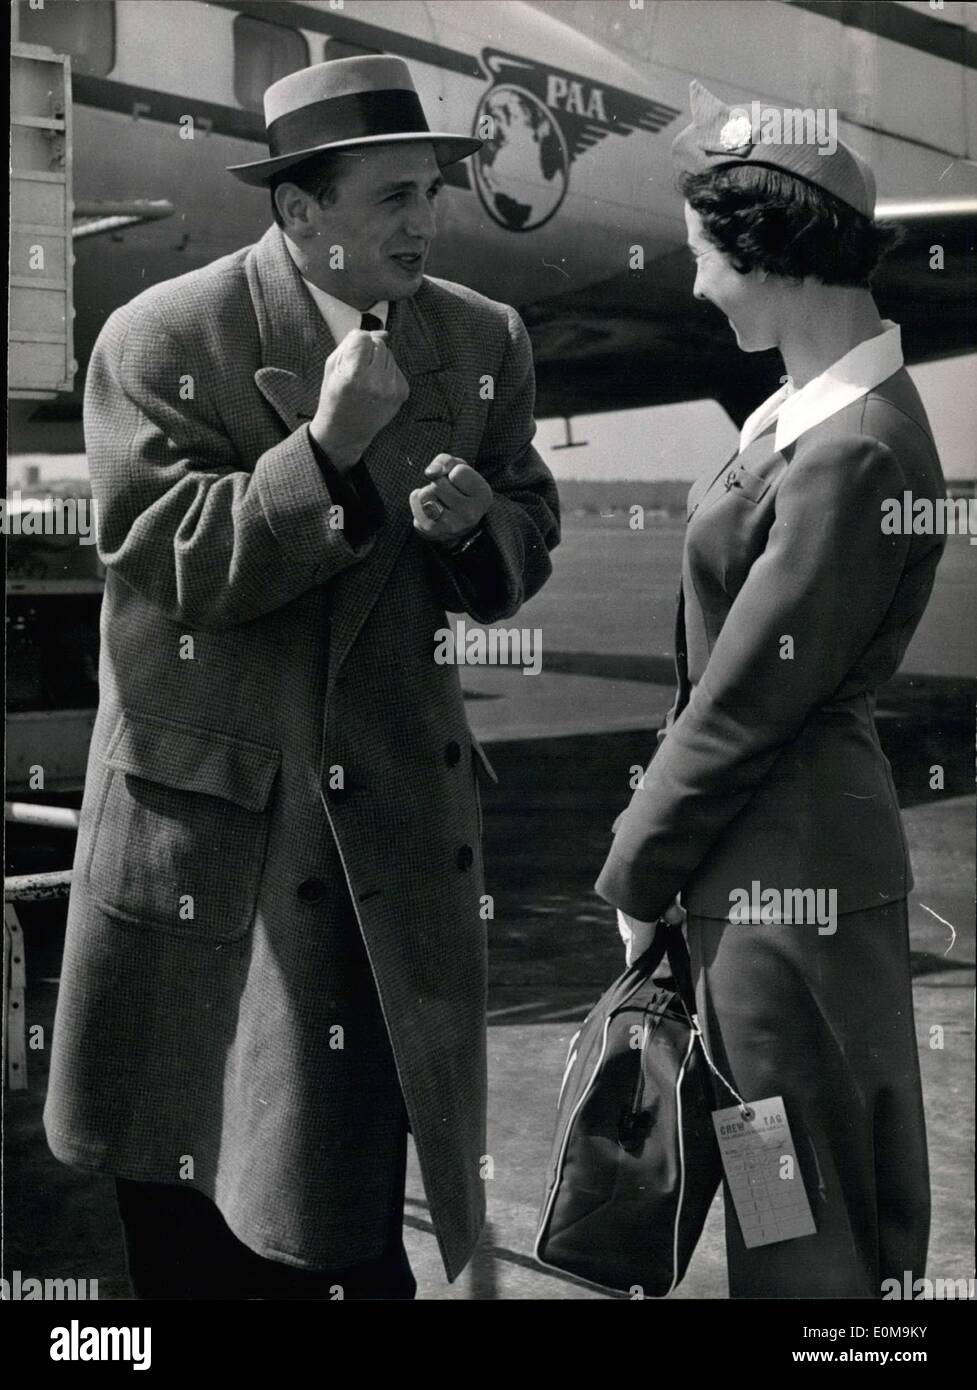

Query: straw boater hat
[227,55,482,187]
[671,80,876,217]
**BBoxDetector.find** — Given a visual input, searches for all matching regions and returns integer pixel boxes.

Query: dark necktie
[360,312,384,331]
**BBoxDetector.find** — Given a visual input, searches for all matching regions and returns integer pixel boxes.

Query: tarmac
[405,769,975,1299]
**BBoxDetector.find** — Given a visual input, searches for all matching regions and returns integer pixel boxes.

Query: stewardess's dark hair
[679,164,903,287]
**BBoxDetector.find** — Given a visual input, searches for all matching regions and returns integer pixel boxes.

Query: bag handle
[634,919,696,1014]
[639,924,753,1118]
[662,921,697,1015]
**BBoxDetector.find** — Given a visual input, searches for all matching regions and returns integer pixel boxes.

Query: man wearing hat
[599,82,942,1297]
[45,56,559,1299]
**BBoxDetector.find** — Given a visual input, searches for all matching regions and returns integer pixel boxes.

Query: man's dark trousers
[115,1105,414,1300]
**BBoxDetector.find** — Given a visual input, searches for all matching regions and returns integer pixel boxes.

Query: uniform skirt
[687,898,930,1298]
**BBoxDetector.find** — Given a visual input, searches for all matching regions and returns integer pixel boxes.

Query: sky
[536,353,977,482]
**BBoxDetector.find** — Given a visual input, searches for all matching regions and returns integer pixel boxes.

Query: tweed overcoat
[595,366,945,920]
[44,224,560,1280]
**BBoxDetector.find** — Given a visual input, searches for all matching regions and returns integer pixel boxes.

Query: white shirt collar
[738,320,904,453]
[282,233,388,341]
[301,276,388,344]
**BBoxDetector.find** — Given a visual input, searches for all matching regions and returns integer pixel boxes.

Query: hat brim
[228,132,482,187]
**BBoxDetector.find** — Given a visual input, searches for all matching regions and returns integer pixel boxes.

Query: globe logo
[472,84,570,232]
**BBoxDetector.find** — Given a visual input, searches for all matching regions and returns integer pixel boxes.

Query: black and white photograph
[5,0,975,1357]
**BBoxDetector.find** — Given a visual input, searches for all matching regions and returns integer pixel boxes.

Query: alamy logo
[2,1269,98,1300]
[881,492,977,543]
[1,491,99,545]
[434,619,542,675]
[50,1321,151,1371]
[882,1272,975,1300]
[723,102,839,156]
[729,882,837,936]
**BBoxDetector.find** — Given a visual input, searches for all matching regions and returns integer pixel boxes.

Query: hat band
[267,88,430,159]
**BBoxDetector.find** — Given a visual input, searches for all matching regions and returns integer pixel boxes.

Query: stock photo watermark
[49,1322,151,1371]
[1,491,99,545]
[881,1272,976,1300]
[881,491,977,544]
[728,883,838,936]
[721,102,838,156]
[1,1270,98,1300]
[434,620,543,676]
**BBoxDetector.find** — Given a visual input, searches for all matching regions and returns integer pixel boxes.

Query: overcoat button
[297,878,328,904]
[457,845,474,871]
[444,740,461,766]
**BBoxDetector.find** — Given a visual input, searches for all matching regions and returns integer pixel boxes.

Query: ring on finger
[422,498,446,521]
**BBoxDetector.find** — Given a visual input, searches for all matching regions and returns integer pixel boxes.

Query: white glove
[617,898,687,966]
[616,909,656,966]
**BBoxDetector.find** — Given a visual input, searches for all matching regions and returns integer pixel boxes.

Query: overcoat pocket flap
[105,713,281,812]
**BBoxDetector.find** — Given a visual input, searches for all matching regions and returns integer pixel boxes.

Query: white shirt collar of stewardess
[300,274,389,343]
[773,320,904,452]
[738,382,791,454]
[737,320,903,455]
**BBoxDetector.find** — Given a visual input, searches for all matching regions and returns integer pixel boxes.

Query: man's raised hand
[410,454,494,547]
[310,329,409,471]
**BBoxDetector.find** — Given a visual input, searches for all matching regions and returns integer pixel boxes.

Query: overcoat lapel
[247,225,338,424]
[245,227,454,690]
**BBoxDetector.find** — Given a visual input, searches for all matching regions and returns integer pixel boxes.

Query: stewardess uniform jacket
[596,364,945,921]
[44,224,560,1281]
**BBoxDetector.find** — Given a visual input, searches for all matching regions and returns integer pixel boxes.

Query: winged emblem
[471,50,681,232]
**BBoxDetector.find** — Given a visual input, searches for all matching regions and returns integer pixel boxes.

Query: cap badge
[718,113,753,154]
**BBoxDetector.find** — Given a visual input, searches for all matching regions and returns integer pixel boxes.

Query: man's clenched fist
[410,455,494,547]
[310,329,409,471]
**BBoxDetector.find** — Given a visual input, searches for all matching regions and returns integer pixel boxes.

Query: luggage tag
[712,1096,817,1248]
[689,1013,816,1249]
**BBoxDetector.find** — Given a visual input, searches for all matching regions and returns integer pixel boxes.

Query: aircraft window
[323,38,381,62]
[18,0,115,77]
[234,14,310,112]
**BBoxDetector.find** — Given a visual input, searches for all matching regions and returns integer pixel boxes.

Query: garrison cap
[671,80,876,217]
